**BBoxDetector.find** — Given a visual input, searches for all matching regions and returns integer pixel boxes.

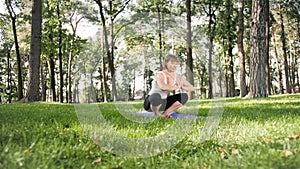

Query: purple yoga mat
[137,112,203,119]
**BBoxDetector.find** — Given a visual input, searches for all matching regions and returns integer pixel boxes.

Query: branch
[112,0,131,21]
[113,20,135,42]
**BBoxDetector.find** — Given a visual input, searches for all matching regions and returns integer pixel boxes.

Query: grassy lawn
[0,94,300,169]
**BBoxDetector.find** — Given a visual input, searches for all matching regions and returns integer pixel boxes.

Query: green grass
[1,94,300,169]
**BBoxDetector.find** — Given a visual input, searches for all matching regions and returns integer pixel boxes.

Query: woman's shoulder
[155,71,165,76]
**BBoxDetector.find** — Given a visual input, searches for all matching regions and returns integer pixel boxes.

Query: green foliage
[1,94,300,168]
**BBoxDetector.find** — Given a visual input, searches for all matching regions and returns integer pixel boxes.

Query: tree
[57,3,63,103]
[5,0,24,100]
[278,5,291,94]
[215,0,237,97]
[265,0,271,95]
[95,0,131,101]
[45,1,57,102]
[271,21,284,94]
[248,0,268,98]
[186,0,194,99]
[26,0,42,102]
[237,0,248,97]
[199,0,221,99]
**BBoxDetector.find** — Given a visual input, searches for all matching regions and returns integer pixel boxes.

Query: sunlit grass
[0,94,300,168]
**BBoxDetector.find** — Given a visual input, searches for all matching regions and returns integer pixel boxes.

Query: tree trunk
[228,50,235,97]
[109,1,117,101]
[49,51,56,102]
[97,0,115,101]
[186,0,194,99]
[292,42,298,93]
[65,76,69,103]
[41,62,46,101]
[208,38,213,99]
[13,21,23,100]
[57,3,64,103]
[265,0,271,95]
[218,54,223,97]
[67,49,73,103]
[101,29,108,102]
[290,40,295,93]
[6,0,24,100]
[225,0,235,97]
[157,4,163,70]
[207,0,217,99]
[248,0,267,98]
[279,12,291,94]
[272,25,283,94]
[297,17,300,92]
[7,48,12,103]
[222,48,229,97]
[27,0,42,102]
[237,0,248,97]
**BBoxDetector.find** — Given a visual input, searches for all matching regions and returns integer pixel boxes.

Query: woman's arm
[156,73,180,91]
[177,75,195,92]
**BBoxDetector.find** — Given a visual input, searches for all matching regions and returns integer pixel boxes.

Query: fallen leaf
[93,157,101,163]
[265,138,274,143]
[218,147,227,153]
[288,131,300,140]
[288,135,300,140]
[23,142,36,154]
[23,147,32,154]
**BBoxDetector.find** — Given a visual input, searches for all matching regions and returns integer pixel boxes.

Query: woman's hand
[177,75,195,92]
[156,73,180,91]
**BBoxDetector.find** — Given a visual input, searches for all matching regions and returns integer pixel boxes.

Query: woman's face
[166,60,178,72]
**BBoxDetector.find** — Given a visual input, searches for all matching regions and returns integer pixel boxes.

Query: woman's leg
[150,104,165,117]
[162,101,182,116]
[162,93,188,116]
[148,94,167,117]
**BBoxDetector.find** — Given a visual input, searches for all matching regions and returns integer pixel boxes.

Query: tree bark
[225,0,235,97]
[57,3,64,103]
[27,0,42,102]
[290,39,296,93]
[67,48,73,102]
[157,4,163,70]
[101,29,108,102]
[41,62,46,101]
[248,0,268,98]
[7,47,12,103]
[96,0,116,101]
[6,0,23,100]
[279,11,291,94]
[67,11,83,103]
[186,0,194,99]
[237,0,248,97]
[109,1,117,101]
[265,0,271,95]
[272,25,283,94]
[49,47,56,101]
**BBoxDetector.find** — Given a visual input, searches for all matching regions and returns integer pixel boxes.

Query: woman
[143,54,195,117]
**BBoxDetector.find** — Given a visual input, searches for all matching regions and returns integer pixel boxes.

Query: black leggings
[143,93,188,111]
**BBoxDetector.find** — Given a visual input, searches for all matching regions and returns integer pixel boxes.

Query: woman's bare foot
[151,104,165,118]
[154,112,166,117]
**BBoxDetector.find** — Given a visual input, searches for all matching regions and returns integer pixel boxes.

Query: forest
[0,0,299,103]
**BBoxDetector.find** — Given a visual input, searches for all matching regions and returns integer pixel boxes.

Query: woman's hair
[163,54,179,69]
